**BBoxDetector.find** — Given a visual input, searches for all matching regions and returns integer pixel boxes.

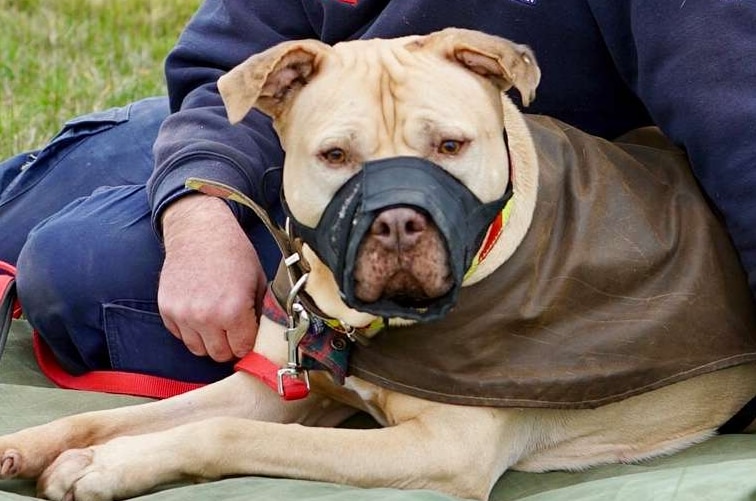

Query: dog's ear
[411,28,541,106]
[218,39,331,123]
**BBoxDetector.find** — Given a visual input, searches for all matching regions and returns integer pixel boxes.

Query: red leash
[0,261,203,399]
[1,260,308,400]
[30,332,204,398]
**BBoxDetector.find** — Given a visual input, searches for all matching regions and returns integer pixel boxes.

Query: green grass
[0,0,202,158]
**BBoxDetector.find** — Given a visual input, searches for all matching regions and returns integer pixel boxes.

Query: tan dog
[2,28,756,501]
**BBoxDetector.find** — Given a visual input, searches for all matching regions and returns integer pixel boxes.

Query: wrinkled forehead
[285,37,503,131]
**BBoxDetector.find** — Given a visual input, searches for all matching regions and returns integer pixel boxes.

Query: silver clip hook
[285,302,310,370]
[286,273,309,325]
[276,273,311,397]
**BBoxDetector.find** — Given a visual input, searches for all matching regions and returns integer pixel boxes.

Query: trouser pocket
[103,300,234,384]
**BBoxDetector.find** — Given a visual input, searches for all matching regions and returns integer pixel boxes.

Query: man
[1,0,754,384]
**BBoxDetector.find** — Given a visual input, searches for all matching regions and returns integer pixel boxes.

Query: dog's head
[218,28,540,325]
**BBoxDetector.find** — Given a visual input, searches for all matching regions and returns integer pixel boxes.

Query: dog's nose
[370,208,428,250]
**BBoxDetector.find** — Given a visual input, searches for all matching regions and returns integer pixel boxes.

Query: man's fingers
[160,313,210,357]
[226,310,259,359]
[161,306,247,362]
[178,327,209,357]
[162,316,182,340]
[199,327,235,362]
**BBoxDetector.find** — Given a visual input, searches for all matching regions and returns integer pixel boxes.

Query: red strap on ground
[235,351,310,400]
[32,332,204,399]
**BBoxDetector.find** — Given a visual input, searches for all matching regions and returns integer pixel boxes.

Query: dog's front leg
[37,394,532,501]
[0,371,343,482]
[0,317,348,481]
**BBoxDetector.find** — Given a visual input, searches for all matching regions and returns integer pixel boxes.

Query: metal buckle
[276,366,311,398]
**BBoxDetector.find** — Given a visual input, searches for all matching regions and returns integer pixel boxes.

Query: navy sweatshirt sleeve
[147,0,317,234]
[588,0,756,294]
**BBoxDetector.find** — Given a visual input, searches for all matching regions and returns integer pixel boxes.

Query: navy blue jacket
[148,0,756,297]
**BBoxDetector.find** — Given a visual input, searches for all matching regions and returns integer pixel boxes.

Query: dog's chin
[352,238,454,310]
[354,269,453,307]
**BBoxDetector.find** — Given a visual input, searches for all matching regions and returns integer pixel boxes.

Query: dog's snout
[370,208,428,250]
[355,207,451,305]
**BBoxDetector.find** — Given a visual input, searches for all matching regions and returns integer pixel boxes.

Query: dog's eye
[321,148,348,165]
[438,139,464,155]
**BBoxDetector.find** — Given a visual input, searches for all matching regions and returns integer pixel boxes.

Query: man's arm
[146,0,316,362]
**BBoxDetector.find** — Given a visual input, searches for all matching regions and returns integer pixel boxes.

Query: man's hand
[159,194,267,362]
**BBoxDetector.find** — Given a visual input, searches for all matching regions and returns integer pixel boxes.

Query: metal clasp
[276,273,311,397]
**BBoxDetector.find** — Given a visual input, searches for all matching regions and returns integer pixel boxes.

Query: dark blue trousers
[0,97,281,383]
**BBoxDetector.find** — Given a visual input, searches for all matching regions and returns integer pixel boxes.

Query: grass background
[0,0,202,159]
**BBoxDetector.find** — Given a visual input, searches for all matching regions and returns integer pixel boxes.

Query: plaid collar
[261,287,366,384]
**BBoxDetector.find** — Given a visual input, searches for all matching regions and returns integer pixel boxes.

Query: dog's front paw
[37,434,180,501]
[38,447,119,501]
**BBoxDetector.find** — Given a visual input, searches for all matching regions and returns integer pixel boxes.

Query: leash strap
[31,333,204,398]
[235,351,310,400]
[0,260,203,399]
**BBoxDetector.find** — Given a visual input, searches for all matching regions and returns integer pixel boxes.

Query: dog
[2,28,756,501]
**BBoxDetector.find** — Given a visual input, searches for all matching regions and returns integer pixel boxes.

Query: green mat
[2,320,756,500]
